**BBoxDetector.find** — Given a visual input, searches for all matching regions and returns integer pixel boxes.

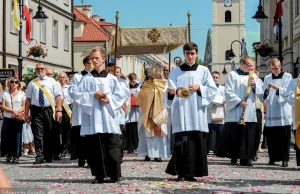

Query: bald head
[46,68,54,78]
[58,72,68,86]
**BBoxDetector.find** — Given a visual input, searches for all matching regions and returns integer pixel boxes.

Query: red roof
[98,20,115,26]
[74,7,109,42]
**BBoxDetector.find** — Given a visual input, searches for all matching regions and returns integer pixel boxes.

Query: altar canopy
[108,26,187,55]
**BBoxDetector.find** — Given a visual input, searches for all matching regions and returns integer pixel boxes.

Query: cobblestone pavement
[1,149,300,194]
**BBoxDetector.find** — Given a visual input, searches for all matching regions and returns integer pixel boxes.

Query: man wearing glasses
[24,63,62,164]
[263,58,292,167]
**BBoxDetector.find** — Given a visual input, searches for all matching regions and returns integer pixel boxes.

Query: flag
[273,0,283,40]
[241,39,248,56]
[23,0,31,41]
[13,0,20,30]
[275,0,283,19]
[274,22,279,40]
[141,63,145,80]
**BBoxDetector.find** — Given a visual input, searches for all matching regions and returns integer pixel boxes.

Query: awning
[108,26,187,55]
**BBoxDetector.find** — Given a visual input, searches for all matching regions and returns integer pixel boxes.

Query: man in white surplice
[136,66,170,162]
[68,55,91,167]
[217,56,263,166]
[164,42,217,181]
[263,58,292,167]
[106,63,130,162]
[73,47,125,184]
[284,76,300,166]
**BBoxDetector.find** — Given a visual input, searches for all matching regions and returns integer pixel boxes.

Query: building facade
[207,0,245,83]
[0,0,74,77]
[73,5,173,79]
[292,0,300,77]
[259,0,293,77]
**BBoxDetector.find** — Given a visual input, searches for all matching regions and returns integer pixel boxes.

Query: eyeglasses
[46,73,53,76]
[36,68,45,71]
[10,81,19,84]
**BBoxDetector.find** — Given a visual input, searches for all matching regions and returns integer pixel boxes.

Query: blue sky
[74,0,260,60]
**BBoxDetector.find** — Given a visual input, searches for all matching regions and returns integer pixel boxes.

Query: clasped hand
[94,91,109,104]
[267,83,279,90]
[188,84,200,92]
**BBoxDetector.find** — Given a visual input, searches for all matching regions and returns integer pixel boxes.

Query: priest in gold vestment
[136,66,170,162]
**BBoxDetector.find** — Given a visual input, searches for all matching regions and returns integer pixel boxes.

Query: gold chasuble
[136,79,167,134]
[295,75,300,149]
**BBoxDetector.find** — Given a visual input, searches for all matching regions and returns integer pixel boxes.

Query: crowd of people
[0,42,298,184]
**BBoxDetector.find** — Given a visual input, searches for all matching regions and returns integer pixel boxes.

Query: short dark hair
[183,42,198,53]
[83,56,90,65]
[212,71,220,76]
[107,63,114,67]
[128,73,137,81]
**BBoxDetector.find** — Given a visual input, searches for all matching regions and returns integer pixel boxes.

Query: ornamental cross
[148,28,161,43]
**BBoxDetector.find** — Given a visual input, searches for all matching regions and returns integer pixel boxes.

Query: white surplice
[284,77,297,129]
[116,78,130,125]
[73,73,125,135]
[68,71,87,127]
[163,65,217,133]
[207,84,225,124]
[263,73,292,127]
[225,70,263,122]
[137,108,170,158]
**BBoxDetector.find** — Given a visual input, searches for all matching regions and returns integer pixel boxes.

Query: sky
[74,0,260,60]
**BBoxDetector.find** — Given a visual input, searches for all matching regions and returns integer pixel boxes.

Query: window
[40,20,46,43]
[64,0,69,6]
[64,25,69,51]
[29,9,33,38]
[225,50,231,60]
[53,20,58,48]
[225,10,231,22]
[10,0,17,34]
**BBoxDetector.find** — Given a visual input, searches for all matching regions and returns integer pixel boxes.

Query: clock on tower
[224,0,232,7]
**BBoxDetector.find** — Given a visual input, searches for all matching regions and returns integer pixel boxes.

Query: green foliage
[22,73,37,85]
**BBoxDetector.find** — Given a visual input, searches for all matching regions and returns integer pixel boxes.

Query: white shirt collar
[186,62,195,67]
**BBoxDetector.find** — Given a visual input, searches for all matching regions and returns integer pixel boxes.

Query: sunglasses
[36,68,45,71]
[10,81,19,84]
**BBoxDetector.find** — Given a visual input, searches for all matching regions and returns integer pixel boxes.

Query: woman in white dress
[0,77,26,163]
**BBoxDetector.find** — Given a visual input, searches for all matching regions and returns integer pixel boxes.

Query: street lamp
[222,62,231,75]
[33,0,49,23]
[227,40,243,60]
[252,0,283,64]
[18,0,48,81]
[252,0,268,23]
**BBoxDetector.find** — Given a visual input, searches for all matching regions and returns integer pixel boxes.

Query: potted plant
[27,45,48,58]
[253,43,274,57]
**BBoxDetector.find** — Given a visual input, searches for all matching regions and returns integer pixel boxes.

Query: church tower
[208,0,245,83]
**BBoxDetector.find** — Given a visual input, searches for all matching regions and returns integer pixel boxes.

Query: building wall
[210,0,245,84]
[3,0,73,76]
[260,0,293,76]
[0,0,3,54]
[74,42,106,71]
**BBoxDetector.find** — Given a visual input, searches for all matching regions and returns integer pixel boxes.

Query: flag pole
[168,23,172,71]
[17,0,24,81]
[114,11,119,76]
